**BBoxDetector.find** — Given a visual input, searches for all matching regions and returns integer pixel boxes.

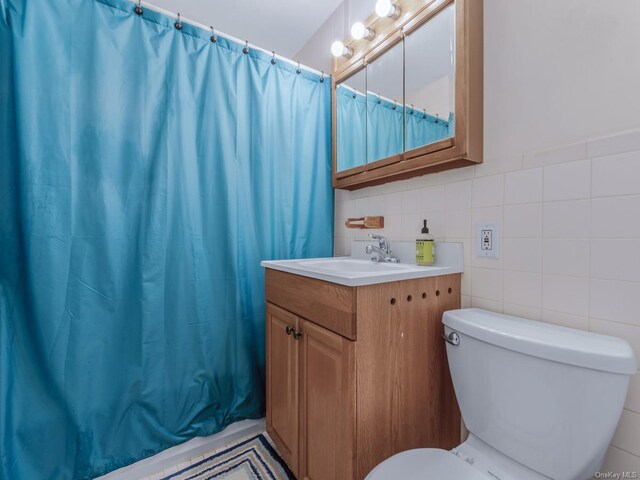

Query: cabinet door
[266,303,300,477]
[354,276,461,478]
[299,319,356,480]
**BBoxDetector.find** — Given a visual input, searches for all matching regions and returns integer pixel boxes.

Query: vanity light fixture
[375,0,401,20]
[351,22,375,41]
[331,40,353,58]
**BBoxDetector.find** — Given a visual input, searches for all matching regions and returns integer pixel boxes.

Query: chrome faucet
[366,234,400,263]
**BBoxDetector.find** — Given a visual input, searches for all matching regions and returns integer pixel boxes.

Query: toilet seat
[365,448,490,480]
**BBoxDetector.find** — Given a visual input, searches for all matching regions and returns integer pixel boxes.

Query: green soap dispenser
[416,219,435,266]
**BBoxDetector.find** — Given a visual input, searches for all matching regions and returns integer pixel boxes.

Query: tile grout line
[588,157,593,333]
[540,165,546,316]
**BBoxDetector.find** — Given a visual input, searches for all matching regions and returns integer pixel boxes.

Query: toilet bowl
[366,308,637,480]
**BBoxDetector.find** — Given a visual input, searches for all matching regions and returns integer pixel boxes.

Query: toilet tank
[443,308,636,480]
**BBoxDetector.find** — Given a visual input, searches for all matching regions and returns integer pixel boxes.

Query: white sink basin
[261,254,462,287]
[297,258,416,274]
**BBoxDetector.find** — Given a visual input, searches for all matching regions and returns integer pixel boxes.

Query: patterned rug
[159,433,295,480]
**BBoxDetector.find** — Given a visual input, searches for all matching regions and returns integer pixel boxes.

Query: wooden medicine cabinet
[332,0,483,190]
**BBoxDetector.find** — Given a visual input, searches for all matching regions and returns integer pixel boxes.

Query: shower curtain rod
[131,0,326,78]
[341,85,414,107]
[340,85,444,120]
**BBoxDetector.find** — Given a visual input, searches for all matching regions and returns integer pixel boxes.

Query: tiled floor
[97,418,266,480]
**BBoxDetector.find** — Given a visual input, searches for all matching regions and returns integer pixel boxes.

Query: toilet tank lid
[443,308,637,375]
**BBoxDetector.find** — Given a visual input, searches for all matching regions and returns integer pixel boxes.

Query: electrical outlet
[481,229,492,250]
[476,222,499,258]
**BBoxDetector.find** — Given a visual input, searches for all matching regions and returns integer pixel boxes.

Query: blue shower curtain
[0,0,333,478]
[335,88,451,169]
[405,110,451,151]
[366,95,404,163]
[336,86,366,171]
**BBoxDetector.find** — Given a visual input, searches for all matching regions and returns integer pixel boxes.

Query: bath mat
[159,433,295,480]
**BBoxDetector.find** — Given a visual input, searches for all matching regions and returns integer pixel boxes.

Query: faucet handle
[368,233,390,253]
[368,233,385,244]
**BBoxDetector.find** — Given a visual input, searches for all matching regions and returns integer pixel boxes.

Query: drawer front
[265,269,357,340]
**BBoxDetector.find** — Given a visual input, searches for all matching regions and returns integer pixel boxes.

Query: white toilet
[366,308,637,480]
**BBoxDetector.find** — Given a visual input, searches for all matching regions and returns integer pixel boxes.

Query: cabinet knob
[293,330,303,340]
[286,325,294,336]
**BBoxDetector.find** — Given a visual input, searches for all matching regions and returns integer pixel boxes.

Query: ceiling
[148,0,344,58]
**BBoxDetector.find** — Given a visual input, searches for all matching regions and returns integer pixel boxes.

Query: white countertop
[261,241,464,287]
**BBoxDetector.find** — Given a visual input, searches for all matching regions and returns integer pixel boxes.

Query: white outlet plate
[476,222,499,258]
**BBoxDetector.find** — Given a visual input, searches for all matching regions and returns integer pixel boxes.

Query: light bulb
[351,22,365,39]
[331,40,345,57]
[351,22,374,41]
[331,40,353,58]
[375,0,392,17]
[375,0,400,19]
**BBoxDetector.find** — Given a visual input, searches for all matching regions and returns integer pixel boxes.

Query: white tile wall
[591,279,640,326]
[504,203,543,237]
[502,302,541,320]
[542,239,590,277]
[504,168,543,205]
[503,271,542,308]
[612,409,640,458]
[588,129,640,158]
[591,239,640,283]
[592,151,640,197]
[543,160,591,201]
[541,309,589,331]
[523,141,587,168]
[627,374,640,414]
[333,129,640,469]
[542,274,590,317]
[592,196,640,238]
[422,185,446,212]
[602,446,640,476]
[502,238,541,273]
[472,175,504,207]
[543,200,591,238]
[444,180,473,210]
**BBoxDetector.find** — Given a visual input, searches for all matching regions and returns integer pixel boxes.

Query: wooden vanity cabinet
[265,269,461,480]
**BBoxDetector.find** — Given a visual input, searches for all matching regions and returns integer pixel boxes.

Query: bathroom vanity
[262,247,463,480]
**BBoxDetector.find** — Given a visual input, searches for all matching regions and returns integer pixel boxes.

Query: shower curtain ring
[392,100,397,111]
[320,71,325,83]
[410,103,415,115]
[271,51,276,65]
[134,0,143,15]
[377,93,381,104]
[174,13,182,30]
[210,26,217,43]
[435,113,439,123]
[422,108,427,119]
[296,62,301,74]
[243,41,249,54]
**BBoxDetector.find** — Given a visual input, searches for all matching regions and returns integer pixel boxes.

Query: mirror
[366,42,404,164]
[336,69,367,172]
[404,4,456,151]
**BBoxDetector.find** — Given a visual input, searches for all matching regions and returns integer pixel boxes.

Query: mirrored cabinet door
[336,69,367,172]
[366,42,404,164]
[404,3,456,152]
